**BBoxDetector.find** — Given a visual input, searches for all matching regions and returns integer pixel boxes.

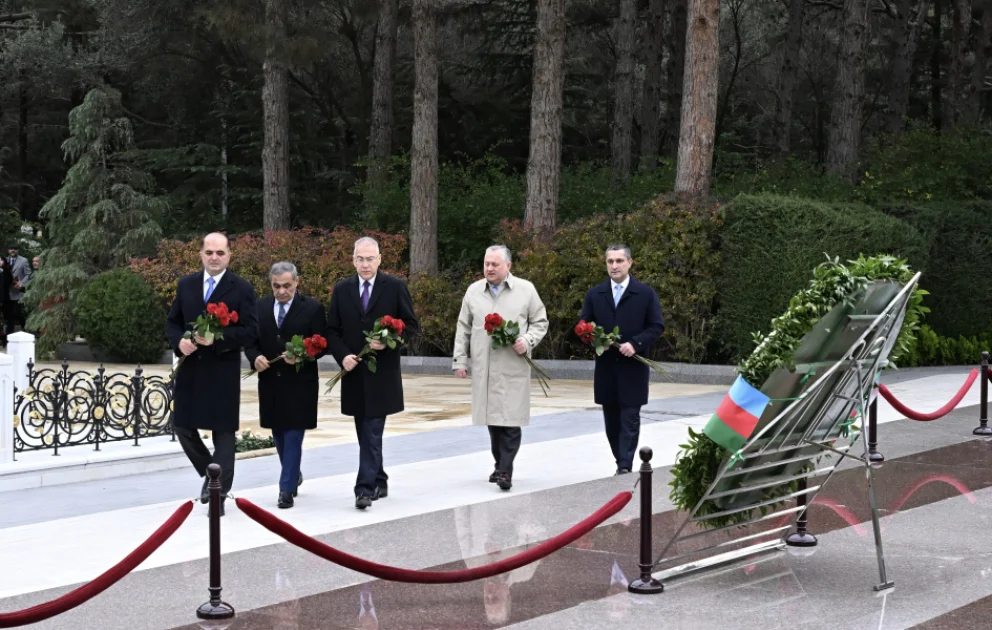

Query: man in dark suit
[326,236,419,510]
[245,262,327,509]
[579,244,665,475]
[166,232,258,515]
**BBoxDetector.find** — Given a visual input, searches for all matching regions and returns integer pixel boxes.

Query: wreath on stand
[669,254,929,529]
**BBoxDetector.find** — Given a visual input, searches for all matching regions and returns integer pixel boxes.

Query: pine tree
[27,87,164,353]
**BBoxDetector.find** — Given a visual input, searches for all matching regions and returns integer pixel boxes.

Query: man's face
[200,234,230,276]
[271,272,298,304]
[606,249,632,283]
[8,248,17,258]
[484,250,510,285]
[353,242,381,281]
[32,257,39,269]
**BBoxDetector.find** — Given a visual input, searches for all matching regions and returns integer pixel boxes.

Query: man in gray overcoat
[453,245,548,491]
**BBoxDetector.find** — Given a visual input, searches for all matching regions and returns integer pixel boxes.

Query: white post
[0,354,14,464]
[8,331,35,394]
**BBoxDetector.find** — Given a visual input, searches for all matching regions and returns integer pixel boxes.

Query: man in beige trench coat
[453,245,549,491]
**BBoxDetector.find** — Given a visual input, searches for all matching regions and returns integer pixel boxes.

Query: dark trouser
[174,426,236,495]
[273,429,305,493]
[488,426,522,475]
[603,405,641,471]
[354,416,388,496]
[4,300,23,336]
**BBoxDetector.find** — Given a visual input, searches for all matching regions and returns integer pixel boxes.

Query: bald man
[166,232,258,516]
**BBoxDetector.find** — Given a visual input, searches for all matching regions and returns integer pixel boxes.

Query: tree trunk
[368,0,399,187]
[18,73,29,219]
[825,0,870,181]
[673,0,719,196]
[410,0,439,276]
[524,0,566,234]
[663,0,688,156]
[947,0,973,127]
[970,4,992,123]
[774,0,805,154]
[262,0,291,231]
[640,0,666,170]
[886,0,931,134]
[611,0,637,185]
[931,0,944,129]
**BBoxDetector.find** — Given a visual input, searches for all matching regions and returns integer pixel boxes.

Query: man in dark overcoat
[325,236,419,510]
[244,261,327,509]
[579,244,665,474]
[166,232,258,515]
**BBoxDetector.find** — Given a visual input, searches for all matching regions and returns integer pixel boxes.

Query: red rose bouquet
[574,320,667,376]
[485,313,551,397]
[171,302,239,378]
[242,334,327,379]
[325,316,406,394]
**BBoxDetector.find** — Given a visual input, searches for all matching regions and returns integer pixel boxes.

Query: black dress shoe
[489,470,499,483]
[355,494,373,510]
[200,478,209,504]
[278,491,294,509]
[497,473,512,491]
[372,486,388,500]
[615,468,631,475]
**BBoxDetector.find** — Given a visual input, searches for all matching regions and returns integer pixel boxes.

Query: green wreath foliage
[669,254,928,529]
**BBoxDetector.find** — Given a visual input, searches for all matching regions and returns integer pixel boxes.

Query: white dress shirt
[203,269,226,300]
[274,295,294,325]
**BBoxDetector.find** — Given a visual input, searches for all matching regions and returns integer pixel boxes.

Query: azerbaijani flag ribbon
[703,375,771,452]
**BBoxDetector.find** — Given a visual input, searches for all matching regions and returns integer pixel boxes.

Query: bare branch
[0,12,33,23]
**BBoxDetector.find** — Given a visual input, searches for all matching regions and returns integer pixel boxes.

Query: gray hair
[605,243,632,260]
[353,236,380,255]
[269,261,298,279]
[486,244,512,263]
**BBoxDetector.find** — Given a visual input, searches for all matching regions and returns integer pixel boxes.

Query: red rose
[484,323,495,333]
[312,335,327,350]
[219,315,231,326]
[207,303,218,315]
[381,315,394,328]
[392,319,405,334]
[485,313,503,328]
[305,341,319,357]
[230,311,239,324]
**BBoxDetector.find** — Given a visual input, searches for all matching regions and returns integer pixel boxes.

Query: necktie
[277,301,286,328]
[361,280,371,312]
[614,284,623,307]
[491,284,500,297]
[204,276,216,303]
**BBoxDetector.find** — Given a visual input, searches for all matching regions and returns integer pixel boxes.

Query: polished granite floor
[164,437,992,630]
[2,369,990,630]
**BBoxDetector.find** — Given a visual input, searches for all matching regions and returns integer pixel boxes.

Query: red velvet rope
[877,369,978,421]
[236,491,632,584]
[0,501,194,628]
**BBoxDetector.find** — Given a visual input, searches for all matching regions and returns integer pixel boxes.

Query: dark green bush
[900,325,992,367]
[714,194,930,362]
[73,268,167,363]
[878,201,992,338]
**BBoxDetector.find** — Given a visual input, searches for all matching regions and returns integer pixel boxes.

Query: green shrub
[714,194,930,362]
[712,155,854,202]
[902,325,992,367]
[73,269,167,363]
[878,200,992,337]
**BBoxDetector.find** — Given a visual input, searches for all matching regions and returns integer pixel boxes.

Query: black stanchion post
[197,464,235,620]
[868,398,884,462]
[628,447,663,594]
[785,476,817,547]
[975,351,991,436]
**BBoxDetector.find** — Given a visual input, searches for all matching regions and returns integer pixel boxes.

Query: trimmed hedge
[878,201,992,338]
[714,194,930,362]
[73,269,167,363]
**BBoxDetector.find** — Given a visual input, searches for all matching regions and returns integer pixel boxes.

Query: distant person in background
[5,245,29,337]
[31,256,39,272]
[0,258,11,347]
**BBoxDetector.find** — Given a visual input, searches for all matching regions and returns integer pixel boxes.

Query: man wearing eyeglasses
[325,236,419,510]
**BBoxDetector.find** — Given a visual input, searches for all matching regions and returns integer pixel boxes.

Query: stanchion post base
[628,577,664,594]
[785,532,818,547]
[873,581,895,592]
[973,426,992,436]
[868,451,885,463]
[196,602,235,620]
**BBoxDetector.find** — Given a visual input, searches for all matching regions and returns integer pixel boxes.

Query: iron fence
[12,360,175,457]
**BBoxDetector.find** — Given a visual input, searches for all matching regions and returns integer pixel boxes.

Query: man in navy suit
[166,232,258,515]
[579,244,665,474]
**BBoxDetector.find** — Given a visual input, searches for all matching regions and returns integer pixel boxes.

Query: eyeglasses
[354,256,379,264]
